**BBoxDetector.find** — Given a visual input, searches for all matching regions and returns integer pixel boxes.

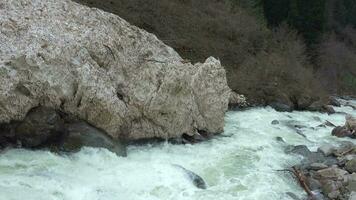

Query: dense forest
[76,0,356,110]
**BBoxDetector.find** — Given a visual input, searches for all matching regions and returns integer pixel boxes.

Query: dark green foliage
[261,0,327,44]
[333,0,356,28]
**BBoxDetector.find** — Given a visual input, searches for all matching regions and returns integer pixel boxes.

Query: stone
[329,97,341,107]
[346,114,356,133]
[0,0,230,141]
[346,159,356,173]
[14,107,65,147]
[323,105,336,115]
[327,190,340,199]
[271,120,280,125]
[301,152,338,169]
[332,126,353,138]
[285,145,311,157]
[60,122,127,156]
[270,102,293,112]
[309,163,328,171]
[307,177,322,190]
[173,164,207,189]
[320,180,342,199]
[317,167,348,181]
[318,144,336,157]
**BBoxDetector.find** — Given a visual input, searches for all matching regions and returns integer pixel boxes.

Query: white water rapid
[0,100,355,200]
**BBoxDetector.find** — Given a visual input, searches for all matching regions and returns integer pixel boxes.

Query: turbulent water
[1,100,356,200]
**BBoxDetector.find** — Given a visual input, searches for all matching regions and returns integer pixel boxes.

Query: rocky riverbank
[284,111,356,200]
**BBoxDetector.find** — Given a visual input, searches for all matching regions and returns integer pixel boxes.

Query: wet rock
[60,122,127,156]
[302,152,338,169]
[320,180,342,199]
[307,177,322,190]
[286,192,301,200]
[324,120,336,127]
[346,159,356,173]
[275,136,285,143]
[327,190,340,199]
[346,115,356,133]
[324,105,336,115]
[173,164,207,189]
[295,130,307,138]
[309,163,328,171]
[318,144,336,157]
[332,126,354,138]
[14,107,65,148]
[329,97,341,107]
[317,167,348,181]
[317,124,327,128]
[271,120,280,125]
[229,92,247,109]
[270,102,293,112]
[313,116,322,122]
[285,145,311,157]
[182,133,207,144]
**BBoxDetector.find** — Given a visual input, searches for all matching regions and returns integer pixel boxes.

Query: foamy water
[0,100,355,200]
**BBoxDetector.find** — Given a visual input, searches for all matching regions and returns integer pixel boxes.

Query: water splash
[0,100,355,200]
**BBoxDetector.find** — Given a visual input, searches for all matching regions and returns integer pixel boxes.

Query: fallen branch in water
[276,167,314,197]
[291,166,313,197]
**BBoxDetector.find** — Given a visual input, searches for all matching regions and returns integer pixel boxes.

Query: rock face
[0,0,230,141]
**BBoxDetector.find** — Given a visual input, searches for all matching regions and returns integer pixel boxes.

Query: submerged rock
[60,122,127,156]
[285,145,311,157]
[173,164,207,189]
[0,0,230,141]
[271,120,280,125]
[270,102,293,112]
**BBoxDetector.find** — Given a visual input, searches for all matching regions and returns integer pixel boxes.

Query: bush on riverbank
[74,0,355,109]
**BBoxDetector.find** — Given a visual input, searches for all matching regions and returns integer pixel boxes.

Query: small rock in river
[275,136,285,143]
[285,145,311,157]
[173,164,207,189]
[271,120,279,125]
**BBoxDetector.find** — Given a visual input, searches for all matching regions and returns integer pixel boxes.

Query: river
[0,100,355,200]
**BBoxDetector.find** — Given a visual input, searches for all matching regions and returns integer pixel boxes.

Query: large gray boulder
[0,0,230,140]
